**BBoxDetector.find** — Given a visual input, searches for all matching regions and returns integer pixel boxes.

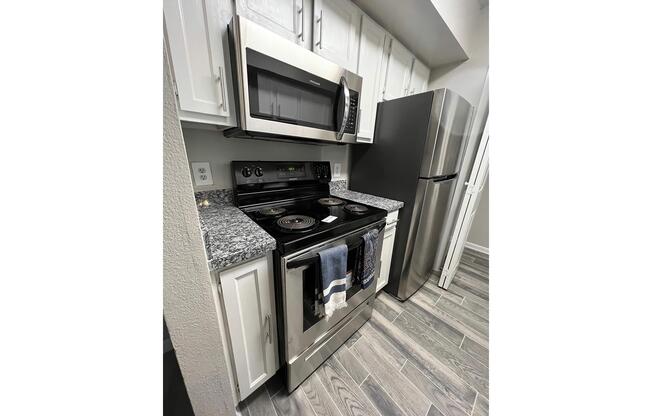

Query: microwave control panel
[344,91,359,134]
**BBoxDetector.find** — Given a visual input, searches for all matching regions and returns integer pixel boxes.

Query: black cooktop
[242,196,387,254]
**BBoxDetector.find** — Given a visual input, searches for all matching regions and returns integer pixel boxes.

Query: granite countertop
[332,189,404,212]
[193,184,402,271]
[195,190,275,271]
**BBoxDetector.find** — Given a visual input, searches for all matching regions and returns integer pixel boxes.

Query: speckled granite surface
[332,189,404,212]
[329,179,348,192]
[195,191,275,271]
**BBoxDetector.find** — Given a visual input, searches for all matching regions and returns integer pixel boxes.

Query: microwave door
[335,76,351,141]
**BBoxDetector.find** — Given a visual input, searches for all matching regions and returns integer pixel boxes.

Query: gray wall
[183,128,351,191]
[467,179,489,248]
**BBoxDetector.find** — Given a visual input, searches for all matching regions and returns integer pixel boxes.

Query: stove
[234,161,386,255]
[232,161,387,392]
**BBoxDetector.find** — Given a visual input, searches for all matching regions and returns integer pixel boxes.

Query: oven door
[229,16,361,144]
[281,220,385,362]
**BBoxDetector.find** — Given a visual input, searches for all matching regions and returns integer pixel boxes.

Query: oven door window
[246,48,343,132]
[302,245,362,332]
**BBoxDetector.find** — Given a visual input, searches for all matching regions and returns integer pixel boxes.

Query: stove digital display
[278,164,306,178]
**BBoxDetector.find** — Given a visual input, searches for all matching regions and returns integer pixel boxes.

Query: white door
[356,14,389,143]
[408,58,430,95]
[383,38,414,100]
[377,221,397,292]
[235,0,308,47]
[313,0,361,71]
[219,255,279,400]
[163,0,233,124]
[438,124,489,289]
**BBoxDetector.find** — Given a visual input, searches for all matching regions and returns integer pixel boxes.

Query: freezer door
[419,90,474,178]
[396,177,456,299]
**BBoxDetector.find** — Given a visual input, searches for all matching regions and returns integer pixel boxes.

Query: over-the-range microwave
[224,16,362,144]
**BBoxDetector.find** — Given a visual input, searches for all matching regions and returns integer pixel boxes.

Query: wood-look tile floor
[240,248,489,416]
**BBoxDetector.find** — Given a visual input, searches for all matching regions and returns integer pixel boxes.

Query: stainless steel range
[232,161,386,391]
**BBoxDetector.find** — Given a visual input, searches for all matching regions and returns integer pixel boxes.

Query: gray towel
[318,244,349,319]
[361,229,379,289]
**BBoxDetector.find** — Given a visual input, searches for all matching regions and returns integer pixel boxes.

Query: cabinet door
[313,0,361,71]
[408,58,430,95]
[219,255,279,400]
[377,221,397,293]
[164,0,234,124]
[383,38,414,101]
[235,0,307,47]
[356,15,388,143]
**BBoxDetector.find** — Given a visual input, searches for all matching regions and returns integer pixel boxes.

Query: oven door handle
[336,76,350,141]
[286,222,386,269]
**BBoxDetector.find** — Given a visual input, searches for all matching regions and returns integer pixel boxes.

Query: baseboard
[464,241,489,255]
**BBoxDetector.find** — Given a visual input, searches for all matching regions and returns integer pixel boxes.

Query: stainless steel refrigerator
[350,89,474,300]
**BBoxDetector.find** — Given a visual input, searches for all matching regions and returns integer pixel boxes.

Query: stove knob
[254,167,263,177]
[242,167,252,177]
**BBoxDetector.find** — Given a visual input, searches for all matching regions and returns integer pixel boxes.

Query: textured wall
[183,128,351,191]
[163,46,237,416]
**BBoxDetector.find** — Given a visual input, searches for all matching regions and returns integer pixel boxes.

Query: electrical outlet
[191,162,213,186]
[333,163,342,177]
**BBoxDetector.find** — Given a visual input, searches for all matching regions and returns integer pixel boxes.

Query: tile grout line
[469,391,479,416]
[358,373,370,387]
[402,358,454,416]
[350,333,414,416]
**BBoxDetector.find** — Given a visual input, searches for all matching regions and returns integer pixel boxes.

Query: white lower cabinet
[377,210,399,292]
[218,254,279,400]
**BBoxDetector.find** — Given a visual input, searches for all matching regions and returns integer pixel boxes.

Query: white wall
[183,128,351,191]
[163,47,237,416]
[428,3,488,107]
[430,0,487,55]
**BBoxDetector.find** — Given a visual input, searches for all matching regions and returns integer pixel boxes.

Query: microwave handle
[336,76,350,141]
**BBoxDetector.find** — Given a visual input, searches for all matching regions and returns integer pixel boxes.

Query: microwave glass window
[246,48,339,132]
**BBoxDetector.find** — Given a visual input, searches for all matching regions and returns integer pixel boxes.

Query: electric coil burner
[276,215,317,232]
[258,207,287,216]
[317,197,344,206]
[344,204,369,214]
[232,161,388,393]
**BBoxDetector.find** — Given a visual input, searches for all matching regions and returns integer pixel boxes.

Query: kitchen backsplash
[183,127,351,191]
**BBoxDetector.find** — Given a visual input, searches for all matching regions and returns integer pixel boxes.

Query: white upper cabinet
[383,38,414,101]
[355,14,389,143]
[219,255,279,400]
[313,0,361,72]
[235,0,308,48]
[164,0,235,125]
[408,58,429,95]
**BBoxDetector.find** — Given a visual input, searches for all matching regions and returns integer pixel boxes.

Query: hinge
[235,382,240,396]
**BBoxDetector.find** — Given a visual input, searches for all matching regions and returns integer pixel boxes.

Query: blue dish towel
[318,244,349,319]
[361,229,379,289]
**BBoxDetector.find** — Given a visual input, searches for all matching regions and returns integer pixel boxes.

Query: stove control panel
[232,161,331,185]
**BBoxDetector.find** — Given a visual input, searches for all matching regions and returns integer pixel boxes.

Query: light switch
[191,162,213,186]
